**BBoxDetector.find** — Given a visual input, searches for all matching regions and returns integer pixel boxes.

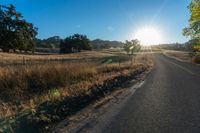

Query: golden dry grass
[164,50,192,63]
[0,49,122,63]
[164,50,200,64]
[0,50,154,133]
[0,50,153,119]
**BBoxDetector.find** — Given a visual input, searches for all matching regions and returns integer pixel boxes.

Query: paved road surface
[103,53,200,133]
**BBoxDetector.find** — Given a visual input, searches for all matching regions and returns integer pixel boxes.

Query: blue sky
[1,0,191,43]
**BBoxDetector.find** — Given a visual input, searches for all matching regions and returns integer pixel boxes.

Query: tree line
[0,4,141,54]
[91,39,124,49]
[36,38,125,51]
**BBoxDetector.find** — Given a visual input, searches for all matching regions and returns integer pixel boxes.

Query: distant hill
[90,39,124,49]
[36,36,61,49]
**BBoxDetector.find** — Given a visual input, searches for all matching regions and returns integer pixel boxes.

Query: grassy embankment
[163,50,200,64]
[0,49,153,132]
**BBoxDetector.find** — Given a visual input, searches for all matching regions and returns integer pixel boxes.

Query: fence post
[118,55,121,73]
[23,56,25,65]
[2,56,4,66]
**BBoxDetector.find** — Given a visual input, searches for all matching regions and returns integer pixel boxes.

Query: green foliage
[0,4,37,52]
[91,39,124,49]
[60,34,91,53]
[183,0,200,52]
[124,39,141,55]
[101,56,130,64]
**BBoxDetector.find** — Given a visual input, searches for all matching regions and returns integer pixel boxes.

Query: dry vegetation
[163,50,192,63]
[192,54,200,64]
[164,50,200,64]
[0,50,153,132]
[0,50,123,65]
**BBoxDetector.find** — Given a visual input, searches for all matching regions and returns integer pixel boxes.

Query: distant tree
[60,34,91,53]
[183,0,200,52]
[90,39,124,49]
[124,39,141,55]
[0,4,37,52]
[124,40,132,54]
[185,39,198,51]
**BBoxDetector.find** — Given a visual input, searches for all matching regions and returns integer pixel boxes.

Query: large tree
[183,0,200,51]
[124,39,141,55]
[60,34,91,53]
[0,4,37,52]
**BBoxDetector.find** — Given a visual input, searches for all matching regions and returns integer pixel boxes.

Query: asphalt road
[103,53,200,133]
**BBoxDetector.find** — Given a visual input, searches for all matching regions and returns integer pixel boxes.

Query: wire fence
[0,56,84,67]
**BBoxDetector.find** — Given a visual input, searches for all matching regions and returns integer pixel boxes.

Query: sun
[133,27,163,46]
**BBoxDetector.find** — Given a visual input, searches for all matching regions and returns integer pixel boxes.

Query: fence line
[0,56,85,67]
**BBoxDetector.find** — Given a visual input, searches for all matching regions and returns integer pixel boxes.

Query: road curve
[103,53,200,133]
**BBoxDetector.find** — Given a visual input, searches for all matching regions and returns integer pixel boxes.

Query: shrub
[192,55,200,64]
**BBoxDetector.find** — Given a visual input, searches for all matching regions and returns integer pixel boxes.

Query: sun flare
[133,27,163,46]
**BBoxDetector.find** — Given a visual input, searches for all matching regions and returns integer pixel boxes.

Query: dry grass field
[163,50,200,64]
[0,49,125,65]
[0,49,153,132]
[163,50,192,63]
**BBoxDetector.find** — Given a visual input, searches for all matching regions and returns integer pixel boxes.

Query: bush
[192,55,200,64]
[60,34,92,53]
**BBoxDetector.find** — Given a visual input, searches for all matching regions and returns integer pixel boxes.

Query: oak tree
[0,4,37,52]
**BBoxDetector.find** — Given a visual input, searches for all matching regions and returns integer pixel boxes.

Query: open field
[0,49,126,66]
[0,49,153,132]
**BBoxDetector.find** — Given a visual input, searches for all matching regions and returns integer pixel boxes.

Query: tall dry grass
[0,53,153,119]
[0,50,119,64]
[0,63,97,102]
[0,63,99,118]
